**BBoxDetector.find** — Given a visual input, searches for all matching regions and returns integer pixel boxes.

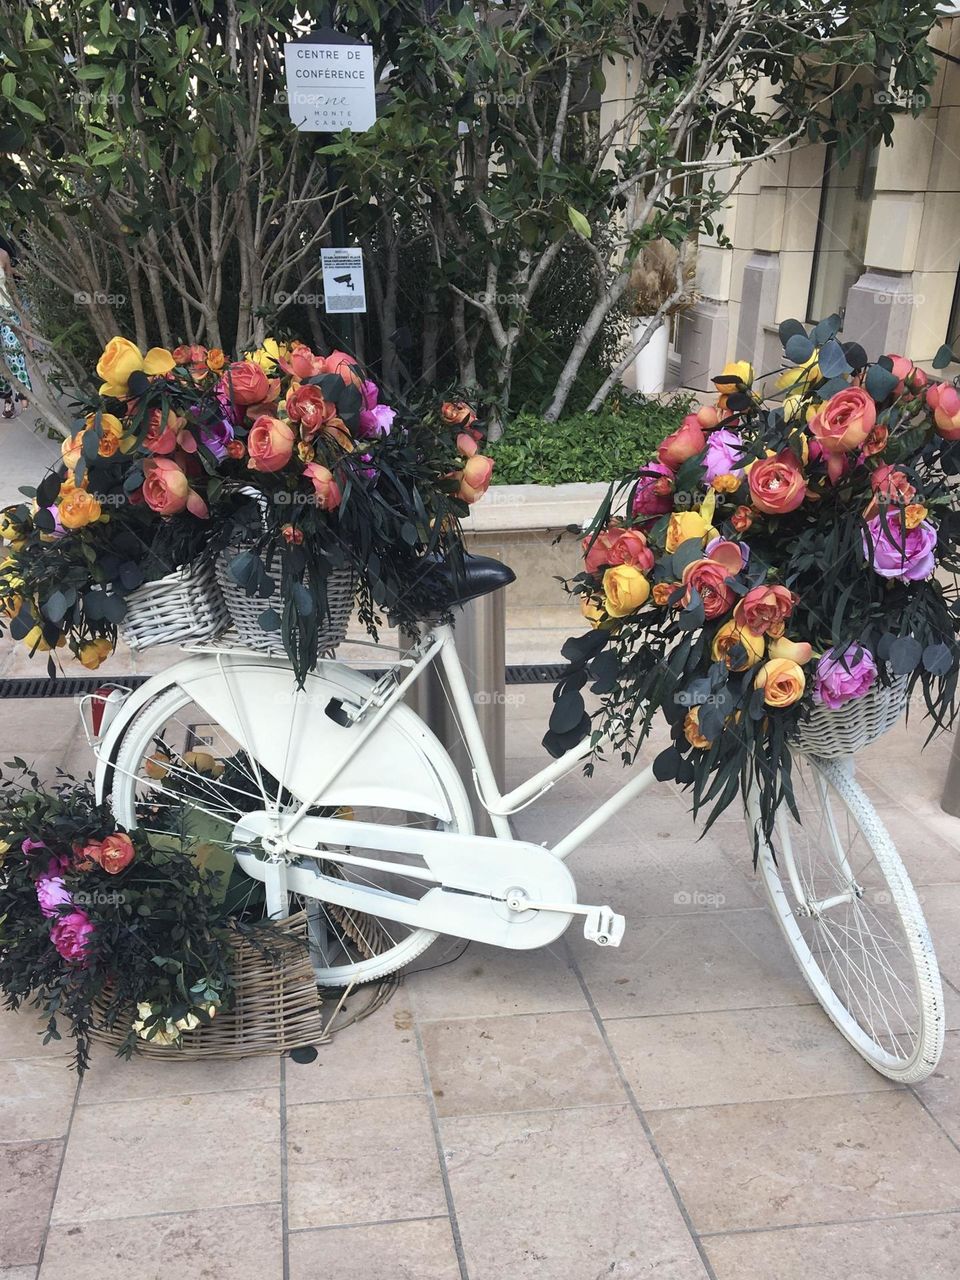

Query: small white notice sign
[284,34,376,134]
[321,247,366,314]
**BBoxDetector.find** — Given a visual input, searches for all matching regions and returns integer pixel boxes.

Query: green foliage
[490,397,693,486]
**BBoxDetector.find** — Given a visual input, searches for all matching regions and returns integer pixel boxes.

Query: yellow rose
[58,489,102,529]
[183,749,225,777]
[77,637,112,670]
[22,625,65,653]
[84,412,126,457]
[248,338,285,370]
[714,360,754,388]
[665,510,710,553]
[580,594,606,628]
[712,619,765,670]
[145,751,171,779]
[0,838,9,865]
[754,657,805,708]
[602,565,650,617]
[683,706,712,750]
[767,636,813,665]
[776,353,820,393]
[711,473,741,494]
[143,347,175,376]
[96,337,145,397]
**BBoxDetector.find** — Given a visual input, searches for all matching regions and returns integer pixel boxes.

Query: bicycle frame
[273,620,660,861]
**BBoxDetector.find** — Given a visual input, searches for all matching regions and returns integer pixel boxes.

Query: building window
[806,141,877,324]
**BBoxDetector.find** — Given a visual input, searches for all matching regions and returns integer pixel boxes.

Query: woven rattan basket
[119,559,229,652]
[794,676,909,760]
[91,911,328,1060]
[215,549,356,657]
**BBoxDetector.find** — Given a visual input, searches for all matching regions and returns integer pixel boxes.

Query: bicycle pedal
[583,906,625,947]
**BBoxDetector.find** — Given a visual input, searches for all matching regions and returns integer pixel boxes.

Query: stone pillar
[736,252,780,367]
[678,299,730,390]
[842,270,916,360]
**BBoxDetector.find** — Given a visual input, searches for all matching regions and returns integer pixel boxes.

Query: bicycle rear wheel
[750,754,943,1082]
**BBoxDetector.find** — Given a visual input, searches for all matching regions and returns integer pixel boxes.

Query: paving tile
[574,909,813,1018]
[918,885,960,991]
[52,1089,279,1222]
[704,1212,960,1280]
[0,1269,37,1279]
[39,1204,283,1280]
[443,1105,708,1280]
[77,1043,279,1104]
[286,1095,447,1230]
[406,941,587,1021]
[607,1005,893,1110]
[284,1001,423,1105]
[649,1091,960,1233]
[421,1010,623,1117]
[0,1007,68,1062]
[871,805,960,886]
[916,1030,960,1141]
[0,1140,63,1267]
[288,1219,460,1280]
[0,1058,77,1141]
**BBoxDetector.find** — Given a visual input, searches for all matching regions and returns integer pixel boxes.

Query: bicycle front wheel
[750,754,944,1082]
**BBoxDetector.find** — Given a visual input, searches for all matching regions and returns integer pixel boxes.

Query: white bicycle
[88,556,944,1082]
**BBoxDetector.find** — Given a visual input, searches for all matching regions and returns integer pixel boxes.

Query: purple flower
[706,534,750,569]
[199,418,234,460]
[21,838,46,856]
[631,460,674,518]
[863,515,937,582]
[813,645,878,710]
[357,381,395,439]
[36,876,72,919]
[702,429,745,483]
[50,909,95,965]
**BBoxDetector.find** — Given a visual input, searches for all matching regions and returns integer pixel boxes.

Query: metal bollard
[942,732,960,817]
[402,589,507,837]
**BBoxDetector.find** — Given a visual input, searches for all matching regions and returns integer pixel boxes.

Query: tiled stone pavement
[4,663,960,1276]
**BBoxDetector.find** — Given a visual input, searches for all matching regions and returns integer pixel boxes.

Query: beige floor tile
[443,1105,708,1280]
[650,1091,960,1233]
[77,1043,279,1104]
[0,1058,77,1141]
[704,1212,960,1279]
[421,1010,623,1118]
[607,1005,894,1110]
[871,805,960,886]
[917,886,960,990]
[39,1204,283,1280]
[288,1219,460,1280]
[916,1030,960,1141]
[0,1008,68,1062]
[406,941,587,1021]
[573,909,813,1018]
[0,1269,37,1279]
[52,1089,280,1222]
[286,1094,447,1230]
[0,1140,63,1268]
[284,1001,424,1105]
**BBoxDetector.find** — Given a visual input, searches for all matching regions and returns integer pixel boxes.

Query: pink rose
[247,415,295,472]
[302,463,342,510]
[733,584,797,635]
[281,345,326,380]
[36,876,72,918]
[222,361,269,407]
[582,527,654,576]
[862,514,937,581]
[809,388,877,483]
[658,415,706,470]
[142,458,208,519]
[927,383,960,441]
[631,460,674,518]
[748,451,806,515]
[357,381,396,439]
[50,910,95,965]
[702,429,745,483]
[95,833,135,875]
[813,645,878,709]
[321,349,362,388]
[286,385,335,438]
[458,454,494,504]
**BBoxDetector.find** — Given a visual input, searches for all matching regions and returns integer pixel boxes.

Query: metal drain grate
[0,664,565,700]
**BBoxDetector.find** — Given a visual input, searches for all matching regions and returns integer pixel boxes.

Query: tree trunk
[544,264,633,421]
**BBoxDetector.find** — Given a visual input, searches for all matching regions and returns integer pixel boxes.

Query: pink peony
[862,515,937,582]
[36,876,72,918]
[631,460,674,518]
[357,381,396,439]
[50,910,95,965]
[813,645,878,709]
[702,429,745,482]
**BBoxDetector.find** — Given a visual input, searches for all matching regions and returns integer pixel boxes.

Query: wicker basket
[215,549,356,657]
[91,911,328,1060]
[793,676,909,760]
[119,559,229,652]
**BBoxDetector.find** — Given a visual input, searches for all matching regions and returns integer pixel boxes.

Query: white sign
[284,36,376,133]
[321,247,366,314]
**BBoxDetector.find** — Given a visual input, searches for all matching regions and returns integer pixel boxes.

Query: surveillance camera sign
[321,247,366,314]
[284,33,376,133]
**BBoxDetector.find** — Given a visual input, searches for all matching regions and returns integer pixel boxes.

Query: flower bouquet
[0,763,234,1072]
[553,316,960,839]
[1,337,494,681]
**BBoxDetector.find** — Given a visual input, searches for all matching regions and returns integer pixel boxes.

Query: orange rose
[206,348,226,372]
[282,344,326,380]
[222,360,270,407]
[711,619,765,670]
[862,424,888,456]
[683,707,712,749]
[321,349,362,388]
[754,657,805,708]
[583,526,653,576]
[730,505,753,533]
[681,557,736,620]
[286,385,336,438]
[457,454,494,504]
[142,457,208,518]
[61,433,84,470]
[441,400,478,428]
[95,832,135,875]
[456,431,479,458]
[302,462,342,510]
[748,450,806,515]
[808,388,876,483]
[733,584,797,635]
[658,415,706,470]
[58,489,102,529]
[247,415,295,472]
[143,408,180,454]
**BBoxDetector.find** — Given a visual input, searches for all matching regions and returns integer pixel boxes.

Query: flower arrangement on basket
[1,336,494,680]
[552,316,960,840]
[0,763,235,1072]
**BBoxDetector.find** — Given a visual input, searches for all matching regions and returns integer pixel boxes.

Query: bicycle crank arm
[504,891,625,947]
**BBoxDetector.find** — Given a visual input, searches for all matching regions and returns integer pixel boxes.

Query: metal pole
[941,733,960,817]
[322,1,353,350]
